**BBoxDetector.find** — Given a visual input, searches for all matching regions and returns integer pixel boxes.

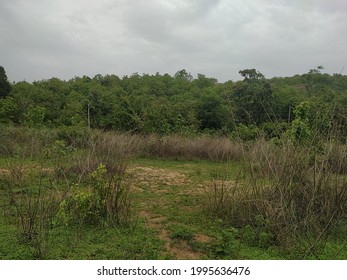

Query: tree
[58,90,87,127]
[234,69,273,125]
[174,69,193,81]
[239,69,264,81]
[0,97,17,123]
[194,74,218,89]
[303,66,329,95]
[197,91,232,131]
[25,106,46,128]
[0,66,11,98]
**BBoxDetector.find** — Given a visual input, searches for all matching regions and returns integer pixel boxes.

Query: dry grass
[207,137,347,255]
[140,134,244,162]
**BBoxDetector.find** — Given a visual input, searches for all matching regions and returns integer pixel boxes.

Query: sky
[1,0,346,83]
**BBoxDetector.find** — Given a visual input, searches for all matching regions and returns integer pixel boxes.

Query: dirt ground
[128,165,212,259]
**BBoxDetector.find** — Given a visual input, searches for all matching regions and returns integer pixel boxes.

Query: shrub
[54,131,138,227]
[55,163,131,227]
[231,124,260,141]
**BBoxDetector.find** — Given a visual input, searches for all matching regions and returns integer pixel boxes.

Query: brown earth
[130,166,212,259]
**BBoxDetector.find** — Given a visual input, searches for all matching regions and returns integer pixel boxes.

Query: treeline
[0,66,346,140]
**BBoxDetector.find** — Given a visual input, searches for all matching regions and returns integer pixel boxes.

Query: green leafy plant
[213,227,240,257]
[55,163,131,227]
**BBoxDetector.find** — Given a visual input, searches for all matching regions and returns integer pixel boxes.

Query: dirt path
[128,166,211,259]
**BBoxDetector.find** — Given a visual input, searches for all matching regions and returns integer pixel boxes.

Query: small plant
[287,102,312,145]
[44,140,73,159]
[90,163,131,226]
[213,227,240,257]
[55,163,131,227]
[54,186,93,227]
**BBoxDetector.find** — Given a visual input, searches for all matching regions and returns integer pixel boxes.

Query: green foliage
[232,124,260,141]
[213,227,240,256]
[194,73,217,89]
[25,106,46,128]
[174,69,193,81]
[55,187,94,227]
[55,163,131,227]
[288,102,312,144]
[241,216,274,248]
[0,67,345,141]
[239,69,265,81]
[0,97,17,124]
[58,90,87,127]
[0,66,11,98]
[234,69,274,125]
[197,93,231,130]
[261,121,289,139]
[44,140,73,159]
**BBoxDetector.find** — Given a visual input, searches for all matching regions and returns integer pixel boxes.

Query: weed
[168,224,194,241]
[212,227,240,257]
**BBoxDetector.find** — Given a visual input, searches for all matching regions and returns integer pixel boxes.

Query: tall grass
[140,134,244,162]
[0,126,57,158]
[207,137,347,257]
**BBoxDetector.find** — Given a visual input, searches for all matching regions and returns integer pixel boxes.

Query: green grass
[0,221,166,259]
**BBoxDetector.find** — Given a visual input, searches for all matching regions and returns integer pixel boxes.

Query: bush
[231,124,260,141]
[55,163,131,227]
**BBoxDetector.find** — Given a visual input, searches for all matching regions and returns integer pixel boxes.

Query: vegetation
[0,66,346,259]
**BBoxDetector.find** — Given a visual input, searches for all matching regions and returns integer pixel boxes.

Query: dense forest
[1,66,346,141]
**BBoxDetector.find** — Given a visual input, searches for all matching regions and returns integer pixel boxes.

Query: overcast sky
[1,0,346,82]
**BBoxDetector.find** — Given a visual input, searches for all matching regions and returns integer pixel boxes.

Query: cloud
[0,0,346,82]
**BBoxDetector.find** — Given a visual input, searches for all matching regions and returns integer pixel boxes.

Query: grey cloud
[0,0,346,82]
